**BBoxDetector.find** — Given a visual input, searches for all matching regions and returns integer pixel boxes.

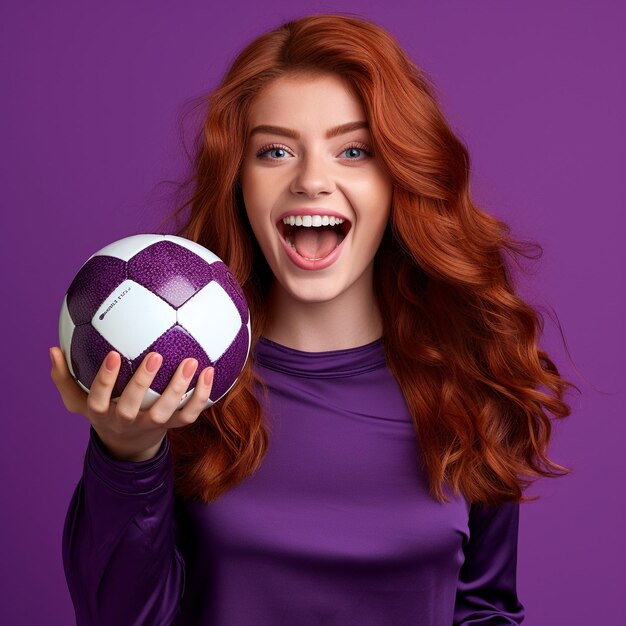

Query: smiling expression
[239,72,393,305]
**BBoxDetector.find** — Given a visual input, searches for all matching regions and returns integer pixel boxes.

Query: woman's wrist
[94,427,167,462]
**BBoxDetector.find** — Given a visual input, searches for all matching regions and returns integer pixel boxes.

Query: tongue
[293,227,340,259]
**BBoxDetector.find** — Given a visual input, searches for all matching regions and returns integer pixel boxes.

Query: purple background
[2,1,624,624]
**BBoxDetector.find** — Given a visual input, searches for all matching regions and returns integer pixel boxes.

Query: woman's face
[239,73,393,305]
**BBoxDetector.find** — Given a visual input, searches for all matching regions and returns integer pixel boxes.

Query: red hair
[159,13,576,506]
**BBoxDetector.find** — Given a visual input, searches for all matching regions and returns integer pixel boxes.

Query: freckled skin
[240,73,393,351]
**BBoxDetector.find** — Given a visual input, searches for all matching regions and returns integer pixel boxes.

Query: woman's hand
[50,347,214,462]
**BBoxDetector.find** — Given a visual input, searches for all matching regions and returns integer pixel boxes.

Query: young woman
[51,13,574,625]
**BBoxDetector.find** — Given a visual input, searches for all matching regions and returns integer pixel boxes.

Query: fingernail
[49,348,55,367]
[146,353,162,373]
[183,359,198,378]
[105,352,118,371]
[203,367,214,386]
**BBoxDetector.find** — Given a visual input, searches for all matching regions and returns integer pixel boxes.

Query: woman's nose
[289,154,336,198]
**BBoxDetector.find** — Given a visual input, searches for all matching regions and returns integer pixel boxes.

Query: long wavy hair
[160,13,577,506]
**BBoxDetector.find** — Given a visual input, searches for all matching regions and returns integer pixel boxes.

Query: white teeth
[282,215,345,227]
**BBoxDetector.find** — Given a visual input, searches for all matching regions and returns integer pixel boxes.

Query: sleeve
[453,500,525,625]
[62,426,185,626]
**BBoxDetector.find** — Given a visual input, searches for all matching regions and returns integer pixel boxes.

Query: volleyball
[58,234,251,410]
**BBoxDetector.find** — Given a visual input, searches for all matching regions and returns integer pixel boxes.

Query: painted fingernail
[105,352,118,371]
[183,359,198,378]
[203,367,214,386]
[146,353,162,373]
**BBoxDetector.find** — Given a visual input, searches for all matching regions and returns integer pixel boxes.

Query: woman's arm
[62,426,185,626]
[453,501,525,625]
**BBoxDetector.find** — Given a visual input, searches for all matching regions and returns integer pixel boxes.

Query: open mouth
[277,215,352,261]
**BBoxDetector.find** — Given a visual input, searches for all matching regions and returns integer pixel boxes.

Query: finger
[112,352,163,423]
[170,366,214,427]
[86,350,122,418]
[49,346,87,414]
[145,357,198,425]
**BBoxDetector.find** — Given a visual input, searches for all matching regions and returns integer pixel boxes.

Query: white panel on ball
[92,279,176,360]
[93,234,164,262]
[178,282,241,362]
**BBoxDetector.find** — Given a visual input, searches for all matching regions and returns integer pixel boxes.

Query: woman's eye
[341,144,371,160]
[256,144,291,160]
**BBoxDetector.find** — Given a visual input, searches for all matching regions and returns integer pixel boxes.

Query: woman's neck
[262,277,383,353]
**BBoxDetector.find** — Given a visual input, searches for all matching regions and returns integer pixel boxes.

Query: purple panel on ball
[136,324,212,395]
[210,262,249,324]
[67,256,127,325]
[128,241,213,309]
[210,324,249,401]
[71,324,133,398]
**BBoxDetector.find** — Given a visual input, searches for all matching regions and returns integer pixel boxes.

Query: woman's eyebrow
[249,121,369,140]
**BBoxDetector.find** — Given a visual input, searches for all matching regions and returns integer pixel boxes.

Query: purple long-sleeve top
[62,337,525,625]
